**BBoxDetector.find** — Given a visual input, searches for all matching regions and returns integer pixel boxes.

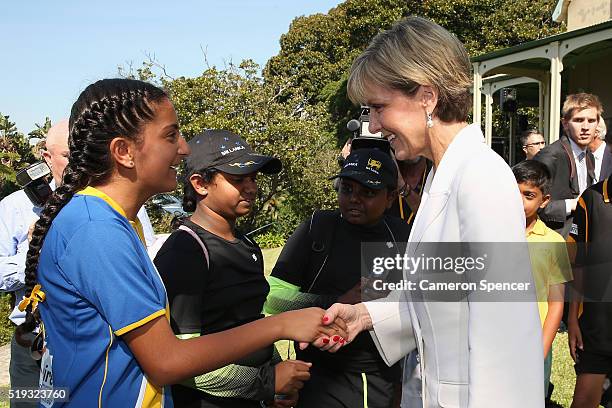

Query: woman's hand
[317,303,372,352]
[278,307,347,345]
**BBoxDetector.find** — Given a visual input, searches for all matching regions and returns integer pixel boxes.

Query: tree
[264,0,563,143]
[28,117,52,140]
[264,0,409,104]
[0,114,37,198]
[416,0,563,56]
[119,0,564,235]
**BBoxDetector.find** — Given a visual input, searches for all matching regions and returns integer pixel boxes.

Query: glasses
[523,141,545,148]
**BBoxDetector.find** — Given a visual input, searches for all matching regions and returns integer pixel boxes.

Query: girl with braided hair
[16,78,345,408]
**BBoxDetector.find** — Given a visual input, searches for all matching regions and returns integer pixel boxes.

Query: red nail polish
[340,338,345,344]
[322,338,330,344]
[333,335,340,342]
[322,316,329,323]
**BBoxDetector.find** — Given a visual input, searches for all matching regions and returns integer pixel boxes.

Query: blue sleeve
[59,220,166,336]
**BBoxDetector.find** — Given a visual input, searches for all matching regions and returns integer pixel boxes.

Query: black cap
[185,130,282,176]
[330,148,397,190]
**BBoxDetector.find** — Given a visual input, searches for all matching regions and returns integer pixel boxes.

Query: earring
[426,112,434,128]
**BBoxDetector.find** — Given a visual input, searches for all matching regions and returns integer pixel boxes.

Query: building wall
[567,0,612,30]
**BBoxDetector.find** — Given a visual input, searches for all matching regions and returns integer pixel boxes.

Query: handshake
[277,303,372,352]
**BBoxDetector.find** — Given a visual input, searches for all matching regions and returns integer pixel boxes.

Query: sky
[1,0,343,134]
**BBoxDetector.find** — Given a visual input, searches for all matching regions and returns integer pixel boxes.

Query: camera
[346,106,390,155]
[16,162,53,207]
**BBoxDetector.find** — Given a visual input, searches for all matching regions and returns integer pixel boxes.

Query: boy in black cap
[184,129,282,176]
[264,148,410,407]
[155,130,313,408]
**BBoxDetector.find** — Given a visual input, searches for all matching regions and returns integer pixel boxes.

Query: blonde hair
[561,93,603,121]
[347,16,472,123]
[596,119,607,140]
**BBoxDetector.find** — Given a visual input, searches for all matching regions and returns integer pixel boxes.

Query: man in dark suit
[590,120,612,182]
[534,93,602,238]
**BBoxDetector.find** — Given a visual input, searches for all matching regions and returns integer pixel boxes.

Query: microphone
[346,119,360,133]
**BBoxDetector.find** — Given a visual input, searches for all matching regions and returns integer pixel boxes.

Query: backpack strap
[560,138,577,181]
[178,225,210,268]
[305,210,340,293]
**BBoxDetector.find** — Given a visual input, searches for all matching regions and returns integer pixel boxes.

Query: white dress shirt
[0,189,42,324]
[592,141,606,183]
[565,138,588,215]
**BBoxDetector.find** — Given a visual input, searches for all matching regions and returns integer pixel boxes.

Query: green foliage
[28,117,52,140]
[264,0,407,103]
[0,294,13,346]
[417,0,563,57]
[253,231,286,249]
[264,0,408,143]
[145,202,178,235]
[265,0,563,143]
[0,114,37,199]
[164,60,337,235]
[110,0,564,238]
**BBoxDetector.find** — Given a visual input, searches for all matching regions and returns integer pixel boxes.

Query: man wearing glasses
[521,129,546,160]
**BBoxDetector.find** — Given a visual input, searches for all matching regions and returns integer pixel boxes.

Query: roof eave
[471,19,612,63]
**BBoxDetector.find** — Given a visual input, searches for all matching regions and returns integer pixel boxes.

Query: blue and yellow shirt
[38,187,172,407]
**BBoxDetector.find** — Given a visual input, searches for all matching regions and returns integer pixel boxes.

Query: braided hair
[16,79,168,345]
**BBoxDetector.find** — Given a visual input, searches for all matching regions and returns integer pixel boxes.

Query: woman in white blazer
[320,16,544,408]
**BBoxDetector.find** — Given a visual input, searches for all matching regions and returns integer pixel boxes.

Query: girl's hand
[278,307,347,345]
[274,360,310,396]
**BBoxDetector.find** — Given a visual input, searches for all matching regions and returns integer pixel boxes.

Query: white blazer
[365,124,544,408]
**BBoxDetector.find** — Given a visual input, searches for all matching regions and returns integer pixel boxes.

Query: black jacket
[598,143,612,181]
[534,135,595,237]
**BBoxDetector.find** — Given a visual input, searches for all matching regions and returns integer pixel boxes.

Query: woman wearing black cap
[264,148,411,407]
[154,130,317,408]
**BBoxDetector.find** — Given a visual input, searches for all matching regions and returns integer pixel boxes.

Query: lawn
[550,332,577,407]
[262,247,579,407]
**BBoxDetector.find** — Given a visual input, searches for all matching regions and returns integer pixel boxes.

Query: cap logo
[228,160,258,168]
[366,158,382,172]
[344,161,358,168]
[221,145,245,156]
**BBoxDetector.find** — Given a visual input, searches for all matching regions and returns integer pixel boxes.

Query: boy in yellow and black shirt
[513,160,573,401]
[569,176,612,406]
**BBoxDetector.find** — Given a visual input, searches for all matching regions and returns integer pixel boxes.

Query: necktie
[577,151,586,194]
